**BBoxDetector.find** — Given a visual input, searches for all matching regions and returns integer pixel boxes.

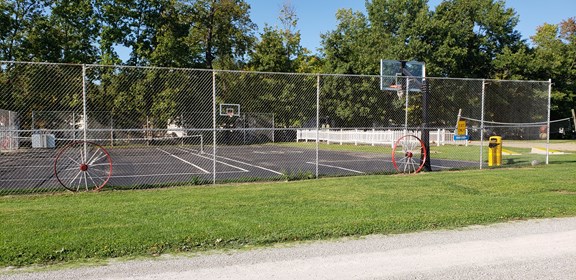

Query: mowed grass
[1,163,576,267]
[276,141,576,164]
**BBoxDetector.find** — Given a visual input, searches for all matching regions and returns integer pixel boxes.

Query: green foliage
[248,1,308,73]
[187,0,257,69]
[0,0,574,125]
[281,169,315,181]
[320,9,373,74]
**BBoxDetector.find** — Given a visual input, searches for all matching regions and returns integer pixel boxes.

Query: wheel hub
[80,164,88,171]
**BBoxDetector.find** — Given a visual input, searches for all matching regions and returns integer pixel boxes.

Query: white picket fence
[296,128,468,147]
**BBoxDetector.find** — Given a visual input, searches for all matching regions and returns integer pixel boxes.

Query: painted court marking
[177,148,249,173]
[110,171,247,179]
[156,148,210,174]
[307,162,365,174]
[211,154,284,175]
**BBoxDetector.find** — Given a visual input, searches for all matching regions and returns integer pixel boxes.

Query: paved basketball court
[0,144,478,191]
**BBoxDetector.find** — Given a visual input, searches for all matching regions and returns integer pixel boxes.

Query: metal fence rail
[0,61,554,194]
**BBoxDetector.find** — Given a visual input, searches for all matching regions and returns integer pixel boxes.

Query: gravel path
[3,217,576,280]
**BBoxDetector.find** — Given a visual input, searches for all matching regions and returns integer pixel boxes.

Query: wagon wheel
[392,135,426,174]
[54,141,112,192]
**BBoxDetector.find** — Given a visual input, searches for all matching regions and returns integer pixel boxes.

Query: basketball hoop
[388,85,403,99]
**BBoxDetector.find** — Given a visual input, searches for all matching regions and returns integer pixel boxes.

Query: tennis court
[0,143,479,192]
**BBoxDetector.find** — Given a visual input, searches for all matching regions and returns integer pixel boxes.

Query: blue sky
[246,0,576,53]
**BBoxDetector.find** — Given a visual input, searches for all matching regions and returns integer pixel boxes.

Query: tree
[529,19,576,120]
[240,1,316,127]
[320,9,372,74]
[426,0,522,78]
[248,1,305,72]
[186,0,256,69]
[0,0,48,61]
[366,0,431,66]
[23,0,100,63]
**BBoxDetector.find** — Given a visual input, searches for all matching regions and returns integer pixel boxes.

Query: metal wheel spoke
[392,135,427,174]
[54,141,112,192]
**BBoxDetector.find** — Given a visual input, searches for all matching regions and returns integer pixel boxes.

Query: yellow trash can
[488,136,502,166]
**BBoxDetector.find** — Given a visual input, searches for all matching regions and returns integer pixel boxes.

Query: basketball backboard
[380,60,426,92]
[219,103,241,117]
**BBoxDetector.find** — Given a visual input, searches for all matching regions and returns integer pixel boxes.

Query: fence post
[110,114,113,146]
[82,64,87,143]
[212,71,217,184]
[546,79,552,164]
[315,74,320,179]
[479,80,486,169]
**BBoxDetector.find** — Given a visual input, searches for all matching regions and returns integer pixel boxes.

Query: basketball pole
[421,78,432,171]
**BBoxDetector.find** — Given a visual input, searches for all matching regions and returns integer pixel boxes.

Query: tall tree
[320,9,371,74]
[187,0,256,69]
[366,0,431,65]
[248,1,305,72]
[41,0,100,63]
[427,0,522,77]
[245,1,314,127]
[530,19,576,120]
[0,0,48,61]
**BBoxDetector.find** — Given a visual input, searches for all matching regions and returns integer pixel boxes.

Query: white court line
[0,178,58,182]
[110,170,247,179]
[0,165,53,169]
[430,164,453,169]
[156,148,210,174]
[306,162,365,174]
[196,151,284,175]
[216,155,284,175]
[178,148,249,172]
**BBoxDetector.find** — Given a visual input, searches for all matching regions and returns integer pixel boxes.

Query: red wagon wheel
[54,141,112,192]
[392,135,427,174]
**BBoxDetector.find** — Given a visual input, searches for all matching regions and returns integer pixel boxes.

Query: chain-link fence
[0,61,561,195]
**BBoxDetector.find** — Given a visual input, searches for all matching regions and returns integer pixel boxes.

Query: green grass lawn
[1,162,576,267]
[276,141,576,164]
